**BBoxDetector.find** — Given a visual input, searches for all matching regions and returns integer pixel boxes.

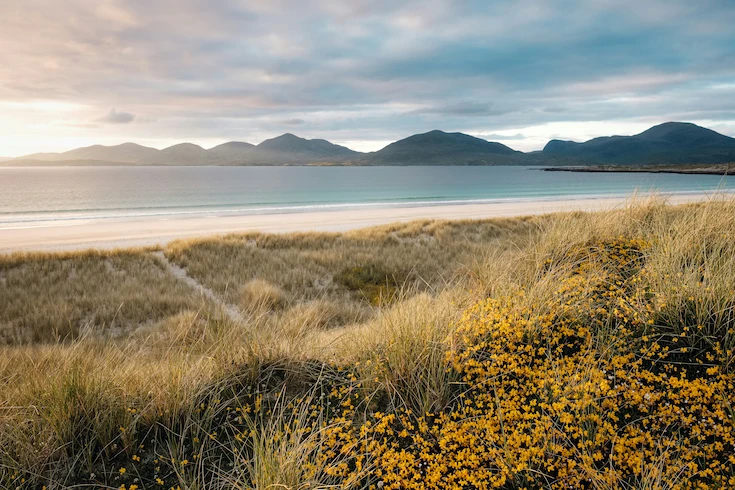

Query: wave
[1,189,731,227]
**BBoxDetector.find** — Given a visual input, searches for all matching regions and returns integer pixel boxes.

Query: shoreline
[543,164,734,175]
[0,193,722,253]
[0,190,714,225]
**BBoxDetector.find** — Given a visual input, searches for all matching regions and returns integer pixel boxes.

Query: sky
[1,0,735,157]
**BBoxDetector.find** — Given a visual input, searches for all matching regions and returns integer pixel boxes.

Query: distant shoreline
[543,163,734,176]
[0,193,723,253]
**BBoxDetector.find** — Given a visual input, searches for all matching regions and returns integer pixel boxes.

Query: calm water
[1,166,733,225]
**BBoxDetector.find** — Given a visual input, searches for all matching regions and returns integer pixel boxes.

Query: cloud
[411,102,508,117]
[97,108,136,124]
[53,119,102,129]
[0,0,734,155]
[279,118,306,125]
[480,133,526,141]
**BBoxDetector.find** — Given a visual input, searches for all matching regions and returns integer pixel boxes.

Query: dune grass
[0,249,225,344]
[1,197,735,489]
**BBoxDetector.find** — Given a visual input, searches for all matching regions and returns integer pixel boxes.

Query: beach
[0,193,716,252]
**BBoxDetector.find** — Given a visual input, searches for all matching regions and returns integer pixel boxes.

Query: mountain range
[542,122,735,165]
[5,122,735,167]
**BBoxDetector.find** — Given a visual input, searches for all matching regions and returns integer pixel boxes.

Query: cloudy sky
[1,0,735,156]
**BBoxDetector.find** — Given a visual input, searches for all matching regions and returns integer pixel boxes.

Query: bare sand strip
[0,193,718,253]
[152,251,243,323]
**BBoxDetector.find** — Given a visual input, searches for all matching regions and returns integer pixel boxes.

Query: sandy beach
[0,193,719,253]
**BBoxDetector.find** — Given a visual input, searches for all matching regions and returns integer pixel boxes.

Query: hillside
[207,141,256,164]
[543,122,735,165]
[8,134,362,166]
[145,143,211,165]
[245,133,361,164]
[361,129,526,165]
[17,142,160,164]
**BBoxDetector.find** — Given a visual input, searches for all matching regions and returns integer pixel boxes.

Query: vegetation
[544,163,733,175]
[2,197,735,489]
[0,251,216,344]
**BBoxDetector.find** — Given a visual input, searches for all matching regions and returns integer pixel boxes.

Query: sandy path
[0,193,721,253]
[151,251,243,323]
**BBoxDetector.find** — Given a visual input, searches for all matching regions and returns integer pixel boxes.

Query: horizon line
[3,120,716,159]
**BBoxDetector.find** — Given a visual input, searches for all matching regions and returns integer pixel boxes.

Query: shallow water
[0,165,733,224]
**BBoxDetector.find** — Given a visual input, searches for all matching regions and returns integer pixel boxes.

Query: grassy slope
[1,198,735,489]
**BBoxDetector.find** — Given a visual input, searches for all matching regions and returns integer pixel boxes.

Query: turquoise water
[0,166,733,224]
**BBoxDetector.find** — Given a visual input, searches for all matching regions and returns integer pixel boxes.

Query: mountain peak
[365,129,520,165]
[209,141,255,151]
[255,134,357,159]
[542,121,735,165]
[392,130,516,152]
[636,121,731,146]
[542,139,579,153]
[162,142,205,151]
[257,133,306,150]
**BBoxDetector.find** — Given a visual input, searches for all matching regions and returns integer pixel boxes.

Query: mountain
[542,122,735,165]
[5,122,735,167]
[207,141,255,164]
[8,134,360,166]
[207,135,359,164]
[146,143,210,165]
[17,142,160,164]
[0,157,12,162]
[362,130,524,165]
[247,133,360,164]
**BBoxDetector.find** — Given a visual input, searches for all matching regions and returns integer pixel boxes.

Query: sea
[1,166,733,226]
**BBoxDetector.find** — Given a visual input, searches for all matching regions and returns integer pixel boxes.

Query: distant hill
[246,133,360,164]
[17,142,160,164]
[362,130,525,165]
[207,142,256,164]
[145,143,210,165]
[5,122,735,166]
[8,134,362,166]
[542,122,735,165]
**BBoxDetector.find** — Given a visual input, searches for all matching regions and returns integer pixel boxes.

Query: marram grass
[2,197,735,489]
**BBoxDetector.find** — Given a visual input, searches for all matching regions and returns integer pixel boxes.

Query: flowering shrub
[364,238,735,489]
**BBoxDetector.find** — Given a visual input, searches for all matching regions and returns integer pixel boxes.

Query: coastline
[0,192,721,253]
[543,163,734,175]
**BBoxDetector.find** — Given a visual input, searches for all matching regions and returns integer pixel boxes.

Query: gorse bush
[365,238,735,489]
[2,198,735,489]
